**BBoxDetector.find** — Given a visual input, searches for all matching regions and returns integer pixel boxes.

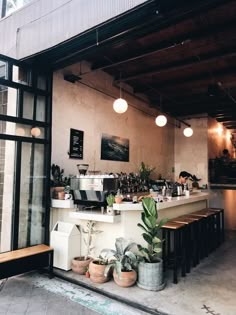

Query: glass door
[0,54,52,253]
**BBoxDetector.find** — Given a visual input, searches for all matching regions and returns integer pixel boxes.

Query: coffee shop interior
[0,0,236,314]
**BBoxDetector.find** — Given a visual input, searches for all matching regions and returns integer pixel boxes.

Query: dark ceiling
[27,0,236,130]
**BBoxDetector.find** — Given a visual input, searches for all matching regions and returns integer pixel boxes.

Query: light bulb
[113,98,128,114]
[183,127,193,137]
[155,115,167,127]
[31,127,41,138]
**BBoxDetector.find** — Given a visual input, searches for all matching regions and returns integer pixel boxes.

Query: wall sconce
[183,127,193,137]
[155,114,167,127]
[31,127,41,138]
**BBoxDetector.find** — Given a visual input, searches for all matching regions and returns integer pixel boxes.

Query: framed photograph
[101,133,129,162]
[69,128,84,159]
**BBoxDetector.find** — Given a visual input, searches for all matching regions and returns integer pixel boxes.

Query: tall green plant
[137,198,168,262]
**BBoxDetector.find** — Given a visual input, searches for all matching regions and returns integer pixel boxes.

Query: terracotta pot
[52,186,64,199]
[113,269,137,287]
[89,260,111,283]
[71,256,92,275]
[58,191,65,200]
[115,196,123,204]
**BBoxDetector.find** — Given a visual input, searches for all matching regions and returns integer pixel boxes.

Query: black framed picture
[101,133,129,162]
[69,128,84,159]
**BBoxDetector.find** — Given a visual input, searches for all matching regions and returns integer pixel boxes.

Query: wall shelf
[69,211,121,223]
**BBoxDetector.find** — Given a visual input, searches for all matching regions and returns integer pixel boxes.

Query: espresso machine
[70,175,118,208]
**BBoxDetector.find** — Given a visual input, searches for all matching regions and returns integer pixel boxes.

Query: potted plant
[102,237,138,287]
[89,251,112,283]
[139,161,155,181]
[189,175,201,189]
[71,221,102,275]
[114,189,123,204]
[51,164,70,198]
[137,197,168,291]
[106,194,115,215]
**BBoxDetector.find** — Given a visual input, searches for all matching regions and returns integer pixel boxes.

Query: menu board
[69,128,84,159]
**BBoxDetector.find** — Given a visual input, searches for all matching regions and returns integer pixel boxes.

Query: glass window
[5,0,33,16]
[0,60,7,79]
[13,65,31,86]
[36,95,46,122]
[22,91,34,119]
[0,121,45,139]
[18,142,45,247]
[0,85,17,116]
[0,139,15,253]
[37,75,47,91]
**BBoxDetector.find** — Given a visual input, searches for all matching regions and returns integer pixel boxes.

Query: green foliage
[137,198,168,262]
[139,161,155,180]
[51,164,70,187]
[106,194,115,207]
[102,237,139,279]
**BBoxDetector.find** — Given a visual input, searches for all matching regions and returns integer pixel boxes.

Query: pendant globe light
[183,127,193,137]
[155,115,167,127]
[155,96,167,127]
[113,73,128,114]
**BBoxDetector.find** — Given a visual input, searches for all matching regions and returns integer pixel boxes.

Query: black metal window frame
[0,53,52,249]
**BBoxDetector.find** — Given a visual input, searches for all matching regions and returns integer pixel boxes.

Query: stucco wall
[51,63,175,180]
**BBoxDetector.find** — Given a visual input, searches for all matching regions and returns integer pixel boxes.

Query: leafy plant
[51,164,70,187]
[102,237,138,278]
[106,194,115,207]
[92,252,110,265]
[139,161,155,180]
[189,175,201,188]
[82,221,103,260]
[137,197,168,262]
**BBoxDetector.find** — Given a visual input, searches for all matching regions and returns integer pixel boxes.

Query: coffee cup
[185,190,190,197]
[65,193,72,200]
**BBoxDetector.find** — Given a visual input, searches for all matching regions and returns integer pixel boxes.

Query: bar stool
[206,207,224,245]
[171,216,199,270]
[190,209,216,256]
[181,214,203,265]
[161,221,187,284]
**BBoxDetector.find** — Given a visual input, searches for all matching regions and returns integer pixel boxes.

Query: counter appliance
[70,175,118,207]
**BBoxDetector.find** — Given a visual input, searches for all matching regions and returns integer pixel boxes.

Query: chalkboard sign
[69,128,84,159]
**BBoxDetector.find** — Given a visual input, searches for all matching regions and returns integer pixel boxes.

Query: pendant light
[155,96,167,127]
[183,127,193,137]
[113,73,128,114]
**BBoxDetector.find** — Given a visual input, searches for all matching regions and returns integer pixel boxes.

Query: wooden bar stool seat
[161,221,187,284]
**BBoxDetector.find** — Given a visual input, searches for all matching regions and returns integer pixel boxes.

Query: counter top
[113,192,209,211]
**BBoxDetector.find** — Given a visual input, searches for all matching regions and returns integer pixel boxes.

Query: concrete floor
[54,230,236,315]
[0,231,235,315]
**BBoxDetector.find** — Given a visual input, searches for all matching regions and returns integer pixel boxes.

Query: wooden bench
[0,244,54,280]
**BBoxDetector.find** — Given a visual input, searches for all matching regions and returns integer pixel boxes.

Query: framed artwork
[101,133,129,162]
[69,128,84,159]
